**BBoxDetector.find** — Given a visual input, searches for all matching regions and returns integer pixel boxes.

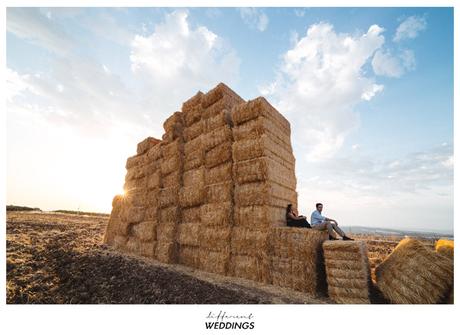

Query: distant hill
[6,205,41,212]
[342,225,453,239]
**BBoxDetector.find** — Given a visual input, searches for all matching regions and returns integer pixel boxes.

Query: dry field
[6,211,333,304]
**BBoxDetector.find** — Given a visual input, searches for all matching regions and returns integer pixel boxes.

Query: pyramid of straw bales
[375,238,453,304]
[104,83,328,294]
[323,241,372,304]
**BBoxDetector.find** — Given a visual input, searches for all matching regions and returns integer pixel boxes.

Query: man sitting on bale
[310,203,353,241]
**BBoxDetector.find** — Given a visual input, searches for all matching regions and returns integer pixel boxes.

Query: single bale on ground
[435,239,454,259]
[375,238,453,304]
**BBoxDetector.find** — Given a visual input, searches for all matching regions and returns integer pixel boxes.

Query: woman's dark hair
[286,204,293,216]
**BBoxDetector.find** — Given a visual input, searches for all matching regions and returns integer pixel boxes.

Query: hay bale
[205,182,233,203]
[156,222,176,242]
[158,206,180,223]
[182,91,204,113]
[202,126,232,152]
[126,154,146,170]
[178,245,200,268]
[160,155,181,176]
[158,187,179,208]
[125,165,146,181]
[234,205,286,228]
[232,116,291,147]
[435,239,454,259]
[163,111,183,132]
[124,237,141,254]
[182,206,202,224]
[201,82,244,109]
[137,137,161,155]
[123,176,147,193]
[198,249,229,275]
[147,171,161,189]
[112,235,127,249]
[233,157,296,189]
[184,135,203,155]
[199,227,232,251]
[375,238,454,304]
[146,142,163,162]
[234,181,297,207]
[205,162,232,184]
[232,135,295,167]
[156,242,176,263]
[177,223,200,246]
[122,206,145,224]
[231,97,290,132]
[131,220,156,242]
[138,241,155,258]
[144,206,158,221]
[231,227,269,256]
[229,254,270,283]
[162,170,181,188]
[201,202,232,227]
[183,167,205,186]
[161,139,182,158]
[204,110,232,133]
[183,120,203,141]
[123,190,147,207]
[179,185,205,208]
[184,149,205,171]
[205,141,232,168]
[323,241,372,304]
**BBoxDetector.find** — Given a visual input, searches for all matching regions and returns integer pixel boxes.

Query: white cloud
[372,49,416,78]
[130,10,240,120]
[394,15,427,42]
[262,23,385,161]
[238,8,269,32]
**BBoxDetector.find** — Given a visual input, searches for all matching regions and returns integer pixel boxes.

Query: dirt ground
[6,211,333,304]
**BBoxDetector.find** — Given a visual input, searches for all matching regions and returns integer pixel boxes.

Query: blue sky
[6,7,453,233]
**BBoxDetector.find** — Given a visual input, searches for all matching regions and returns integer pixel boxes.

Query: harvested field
[6,211,330,304]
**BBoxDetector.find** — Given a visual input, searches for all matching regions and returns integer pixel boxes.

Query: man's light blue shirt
[311,210,326,226]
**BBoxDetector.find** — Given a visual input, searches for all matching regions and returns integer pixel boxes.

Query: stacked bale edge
[199,83,245,275]
[104,136,161,258]
[323,241,372,303]
[434,239,454,304]
[229,97,298,284]
[375,238,453,304]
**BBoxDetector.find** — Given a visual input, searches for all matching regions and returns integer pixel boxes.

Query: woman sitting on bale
[286,204,311,228]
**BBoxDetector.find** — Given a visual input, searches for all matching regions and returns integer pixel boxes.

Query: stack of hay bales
[323,241,372,304]
[375,238,454,304]
[198,83,245,275]
[268,227,328,294]
[230,97,298,283]
[156,113,184,263]
[177,92,205,268]
[104,137,161,258]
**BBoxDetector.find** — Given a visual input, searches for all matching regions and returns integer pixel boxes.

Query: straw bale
[124,176,147,193]
[156,222,176,242]
[182,206,202,224]
[205,182,233,203]
[201,82,244,109]
[183,104,203,127]
[205,141,232,168]
[269,227,327,260]
[231,97,290,132]
[234,181,297,207]
[232,116,291,147]
[146,143,163,162]
[103,215,122,244]
[201,202,232,227]
[122,206,145,224]
[184,135,203,154]
[198,249,229,275]
[125,165,146,181]
[204,110,232,133]
[144,160,159,176]
[113,235,127,249]
[162,170,182,188]
[323,241,372,304]
[177,223,200,246]
[123,190,146,207]
[158,206,180,223]
[182,91,204,113]
[203,125,232,152]
[183,120,204,141]
[111,194,124,211]
[163,111,183,133]
[126,154,146,170]
[147,171,161,189]
[233,157,296,189]
[234,205,286,228]
[229,254,270,283]
[160,155,182,176]
[144,206,158,221]
[161,139,182,158]
[156,242,176,263]
[179,185,205,208]
[199,227,232,251]
[232,135,295,167]
[138,241,155,258]
[270,257,292,288]
[435,239,454,259]
[131,220,156,242]
[231,227,269,256]
[178,245,200,268]
[137,137,161,155]
[183,167,205,186]
[375,238,454,304]
[158,187,179,208]
[184,149,205,171]
[205,162,232,184]
[125,237,141,254]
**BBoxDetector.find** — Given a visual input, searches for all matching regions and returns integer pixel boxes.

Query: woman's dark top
[286,212,312,228]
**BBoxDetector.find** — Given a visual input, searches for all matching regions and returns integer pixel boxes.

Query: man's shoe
[329,235,339,240]
[342,236,354,241]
